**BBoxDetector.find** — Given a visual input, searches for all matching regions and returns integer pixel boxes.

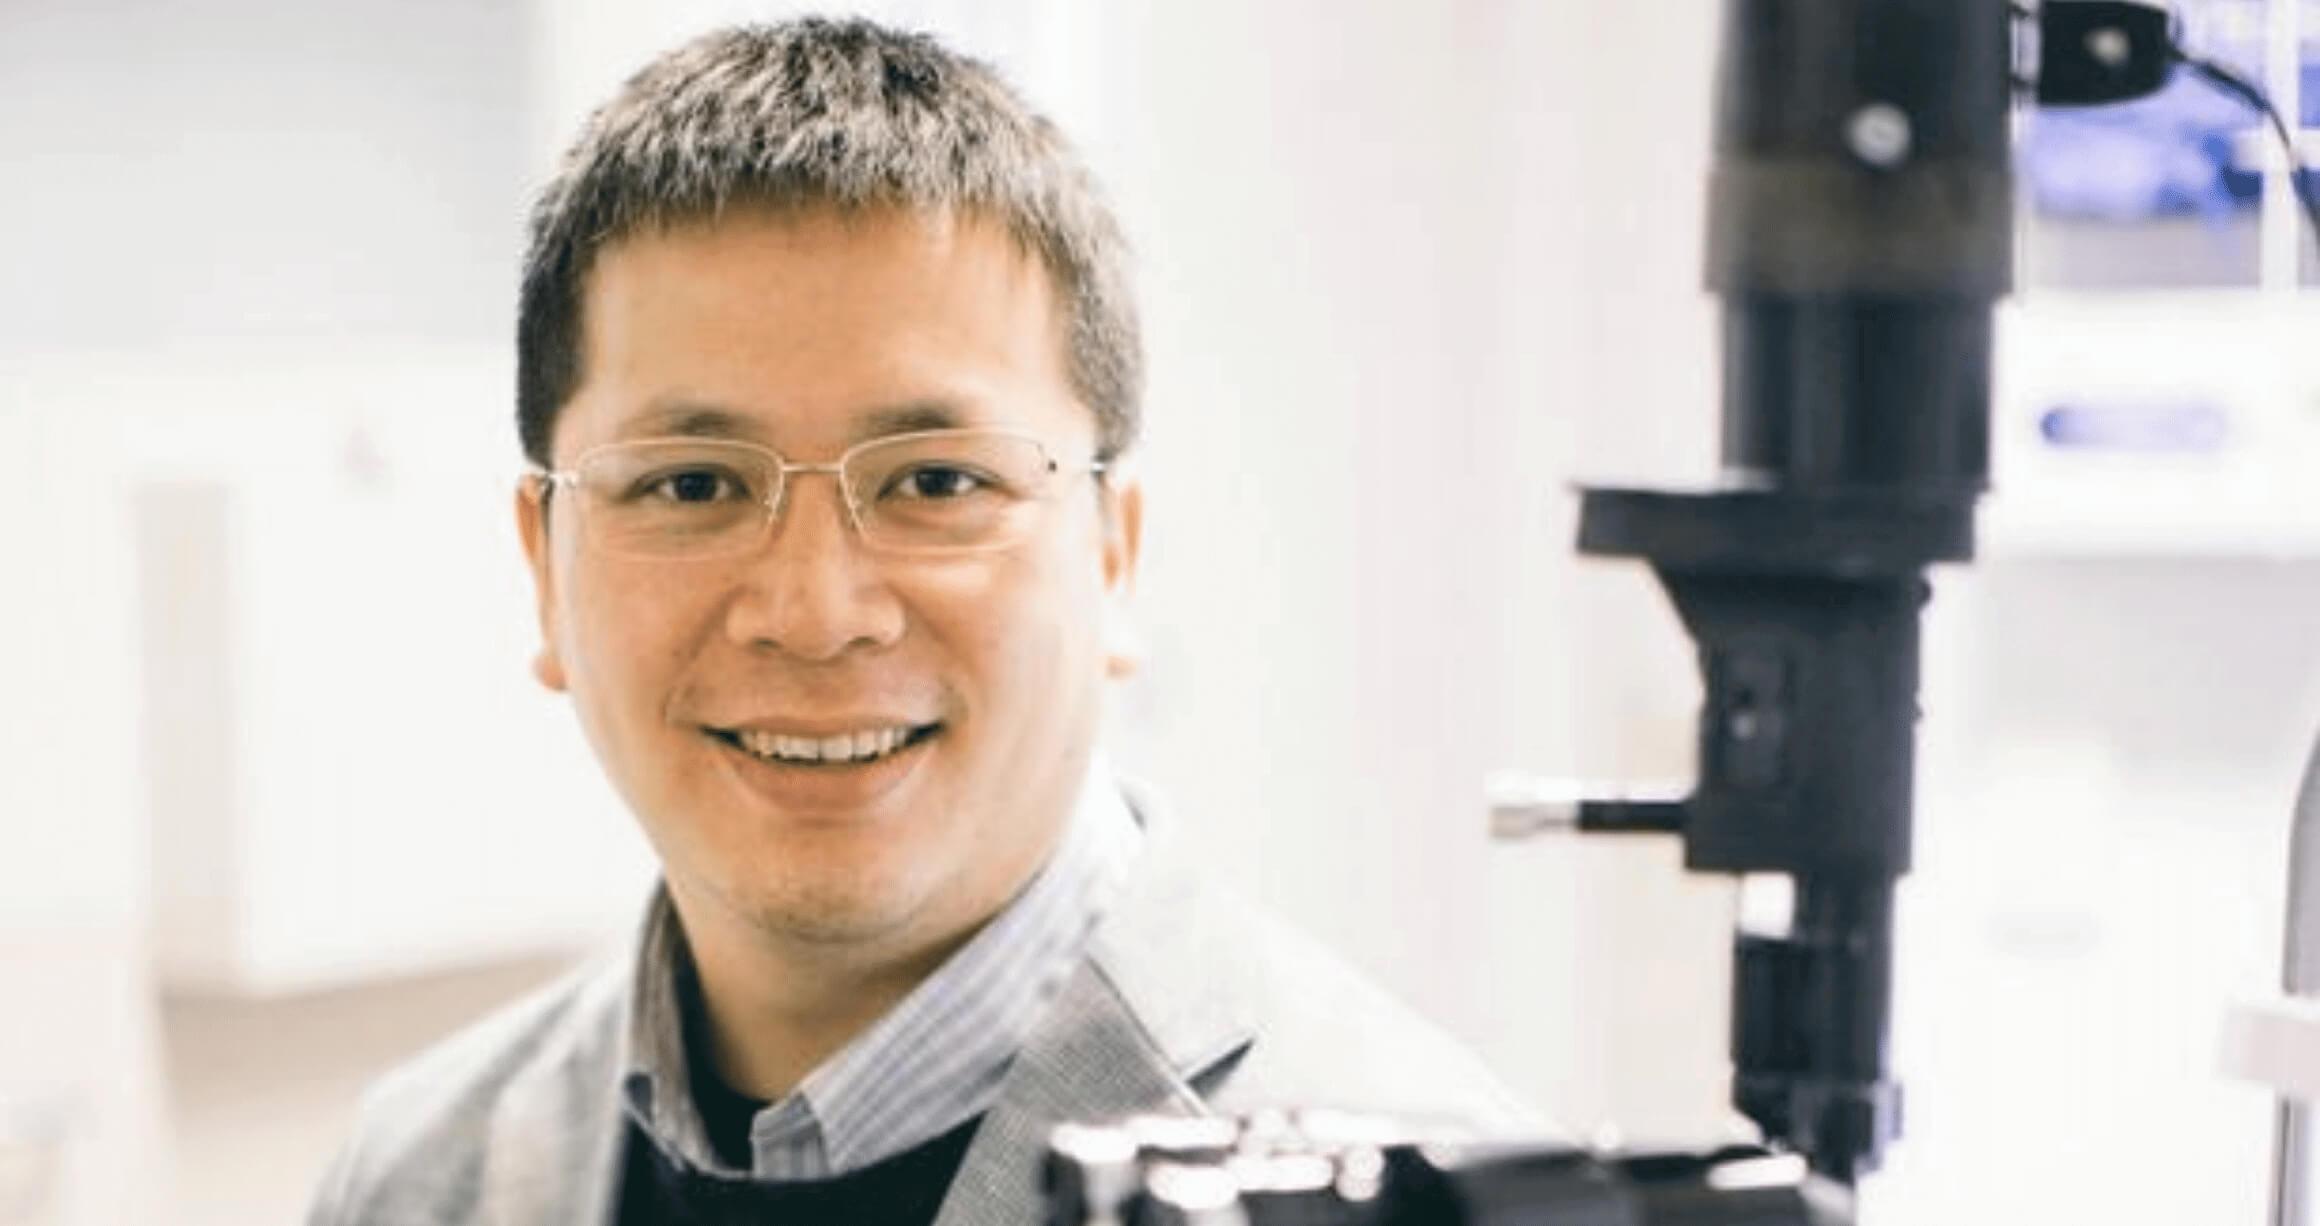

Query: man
[309,18,1535,1225]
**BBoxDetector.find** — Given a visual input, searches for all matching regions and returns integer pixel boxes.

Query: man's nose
[720,472,905,661]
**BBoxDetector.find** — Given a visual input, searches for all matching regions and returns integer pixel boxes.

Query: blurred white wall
[1090,0,1730,1142]
[0,2,549,1221]
[2,3,2315,1225]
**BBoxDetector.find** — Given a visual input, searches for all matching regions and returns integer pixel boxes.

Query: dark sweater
[612,1112,983,1225]
[614,928,984,1223]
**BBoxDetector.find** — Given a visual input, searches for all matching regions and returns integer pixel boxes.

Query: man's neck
[661,760,1101,1103]
[672,890,988,1102]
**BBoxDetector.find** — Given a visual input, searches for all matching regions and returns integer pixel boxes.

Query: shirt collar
[619,756,1144,1180]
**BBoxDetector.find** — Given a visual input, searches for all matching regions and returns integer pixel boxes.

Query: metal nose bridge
[764,456,860,537]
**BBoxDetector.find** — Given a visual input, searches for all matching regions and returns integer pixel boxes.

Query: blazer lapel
[932,959,1202,1226]
[473,958,633,1226]
[934,795,1259,1226]
[477,1057,626,1226]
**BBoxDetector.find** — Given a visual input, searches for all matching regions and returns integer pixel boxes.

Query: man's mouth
[707,722,943,767]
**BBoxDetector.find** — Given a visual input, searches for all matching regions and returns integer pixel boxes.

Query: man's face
[518,205,1140,954]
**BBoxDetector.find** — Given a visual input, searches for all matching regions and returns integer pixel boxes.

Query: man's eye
[885,464,989,501]
[638,468,748,504]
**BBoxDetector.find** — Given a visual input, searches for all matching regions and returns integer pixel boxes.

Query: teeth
[733,725,919,765]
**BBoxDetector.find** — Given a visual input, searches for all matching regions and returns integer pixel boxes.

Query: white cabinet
[6,346,653,997]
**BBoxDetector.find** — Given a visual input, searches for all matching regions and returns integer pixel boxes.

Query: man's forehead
[598,200,1022,281]
[559,202,1085,459]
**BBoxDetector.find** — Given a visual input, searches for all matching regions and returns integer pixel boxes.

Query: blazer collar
[469,779,1257,1226]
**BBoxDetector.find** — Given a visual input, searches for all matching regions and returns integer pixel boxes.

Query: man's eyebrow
[856,400,970,438]
[617,403,763,440]
[614,397,979,443]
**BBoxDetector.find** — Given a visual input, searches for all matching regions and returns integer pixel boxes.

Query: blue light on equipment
[2036,401,2232,452]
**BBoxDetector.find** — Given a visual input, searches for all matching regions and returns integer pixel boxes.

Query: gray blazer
[307,797,1543,1225]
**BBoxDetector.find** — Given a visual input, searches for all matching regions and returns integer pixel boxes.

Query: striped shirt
[618,760,1144,1181]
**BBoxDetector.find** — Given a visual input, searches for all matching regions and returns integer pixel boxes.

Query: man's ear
[515,478,569,692]
[1098,471,1144,680]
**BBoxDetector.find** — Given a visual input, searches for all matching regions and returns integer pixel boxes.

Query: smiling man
[309,19,1534,1226]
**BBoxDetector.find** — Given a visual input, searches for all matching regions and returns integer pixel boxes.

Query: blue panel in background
[2021,46,2268,222]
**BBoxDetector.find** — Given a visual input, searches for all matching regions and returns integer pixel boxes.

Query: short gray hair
[516,18,1142,465]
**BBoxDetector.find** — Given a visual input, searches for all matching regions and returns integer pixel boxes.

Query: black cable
[2173,50,2320,255]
